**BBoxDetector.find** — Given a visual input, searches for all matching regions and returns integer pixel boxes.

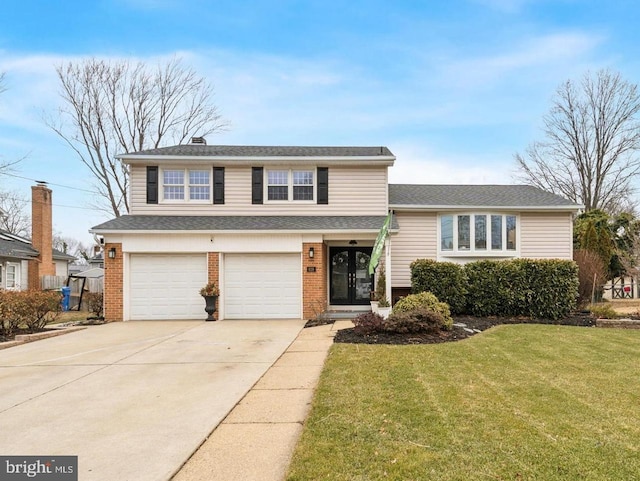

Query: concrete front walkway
[0,320,304,481]
[172,321,349,481]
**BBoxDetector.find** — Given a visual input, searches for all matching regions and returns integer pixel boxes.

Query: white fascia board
[90,228,398,235]
[389,204,583,212]
[119,154,396,166]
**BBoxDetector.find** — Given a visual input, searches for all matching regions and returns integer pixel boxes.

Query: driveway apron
[0,320,304,481]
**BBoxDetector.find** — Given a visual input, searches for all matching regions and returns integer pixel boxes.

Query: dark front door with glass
[329,247,373,305]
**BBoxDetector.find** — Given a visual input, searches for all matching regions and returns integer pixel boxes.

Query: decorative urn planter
[203,295,218,321]
[200,282,220,322]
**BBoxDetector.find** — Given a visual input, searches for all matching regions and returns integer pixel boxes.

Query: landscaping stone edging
[0,326,87,350]
[596,318,640,329]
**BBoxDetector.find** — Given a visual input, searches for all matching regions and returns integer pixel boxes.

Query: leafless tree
[47,58,226,217]
[0,191,30,237]
[0,71,24,175]
[515,69,640,212]
[52,231,91,263]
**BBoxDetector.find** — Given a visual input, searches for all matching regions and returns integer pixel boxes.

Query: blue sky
[0,0,638,244]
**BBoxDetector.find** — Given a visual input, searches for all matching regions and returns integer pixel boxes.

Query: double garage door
[129,253,301,320]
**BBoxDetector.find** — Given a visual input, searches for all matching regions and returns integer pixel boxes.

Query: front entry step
[324,309,371,320]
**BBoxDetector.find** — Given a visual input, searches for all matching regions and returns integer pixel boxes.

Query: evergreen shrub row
[410,258,578,320]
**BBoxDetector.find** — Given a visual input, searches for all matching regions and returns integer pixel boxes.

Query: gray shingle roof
[91,215,397,232]
[0,232,38,260]
[388,184,580,208]
[0,230,76,261]
[119,145,394,158]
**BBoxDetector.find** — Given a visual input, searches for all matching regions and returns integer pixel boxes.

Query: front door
[329,247,373,305]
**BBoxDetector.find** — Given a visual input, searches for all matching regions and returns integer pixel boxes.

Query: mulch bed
[332,312,601,345]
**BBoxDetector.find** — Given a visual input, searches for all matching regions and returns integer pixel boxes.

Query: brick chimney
[28,183,55,290]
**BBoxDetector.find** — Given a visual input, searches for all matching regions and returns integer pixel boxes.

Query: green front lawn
[287,325,640,480]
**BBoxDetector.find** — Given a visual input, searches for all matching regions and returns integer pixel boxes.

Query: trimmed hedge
[410,258,579,321]
[410,259,467,314]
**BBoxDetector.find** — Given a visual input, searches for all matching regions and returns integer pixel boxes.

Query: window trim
[5,262,20,290]
[160,167,212,203]
[438,213,519,257]
[265,168,316,203]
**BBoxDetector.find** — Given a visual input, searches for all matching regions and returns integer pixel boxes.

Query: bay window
[439,214,517,254]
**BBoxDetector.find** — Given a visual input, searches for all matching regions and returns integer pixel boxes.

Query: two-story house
[91,140,581,321]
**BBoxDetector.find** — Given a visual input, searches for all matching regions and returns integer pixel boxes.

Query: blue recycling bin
[61,287,71,312]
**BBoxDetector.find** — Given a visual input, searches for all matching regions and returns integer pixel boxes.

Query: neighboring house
[0,184,75,291]
[91,141,581,322]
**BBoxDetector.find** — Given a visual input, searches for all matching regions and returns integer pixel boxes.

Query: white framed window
[162,169,210,202]
[5,262,19,290]
[439,213,518,255]
[267,170,289,200]
[266,169,315,202]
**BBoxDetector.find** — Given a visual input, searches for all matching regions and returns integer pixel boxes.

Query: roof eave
[118,154,396,166]
[390,204,583,212]
[91,228,399,235]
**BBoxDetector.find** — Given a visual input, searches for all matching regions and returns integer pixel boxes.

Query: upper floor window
[162,169,210,202]
[440,213,517,254]
[267,169,314,201]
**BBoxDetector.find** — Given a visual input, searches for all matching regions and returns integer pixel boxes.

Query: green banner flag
[369,212,391,275]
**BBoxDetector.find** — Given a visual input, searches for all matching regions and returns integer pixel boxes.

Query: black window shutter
[317,167,329,204]
[146,166,158,204]
[213,167,225,204]
[252,167,263,204]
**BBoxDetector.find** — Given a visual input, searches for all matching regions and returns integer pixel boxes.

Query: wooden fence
[41,275,103,293]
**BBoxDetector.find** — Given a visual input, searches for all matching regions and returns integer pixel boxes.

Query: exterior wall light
[108,247,116,259]
[309,247,315,258]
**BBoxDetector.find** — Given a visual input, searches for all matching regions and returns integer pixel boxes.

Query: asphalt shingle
[119,145,394,158]
[388,184,579,208]
[91,215,397,232]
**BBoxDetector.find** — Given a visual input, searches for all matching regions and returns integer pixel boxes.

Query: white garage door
[129,254,207,320]
[224,254,301,319]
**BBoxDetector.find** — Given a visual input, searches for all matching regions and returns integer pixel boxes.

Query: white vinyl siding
[224,254,301,319]
[129,254,207,320]
[55,260,68,277]
[519,212,573,259]
[129,165,388,215]
[390,212,437,287]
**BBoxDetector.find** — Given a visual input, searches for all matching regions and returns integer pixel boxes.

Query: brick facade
[28,184,55,290]
[104,243,123,321]
[207,252,220,320]
[302,242,327,319]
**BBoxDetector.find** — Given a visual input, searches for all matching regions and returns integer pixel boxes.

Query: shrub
[587,303,619,319]
[574,249,608,306]
[392,292,452,325]
[85,292,104,318]
[410,259,468,314]
[352,312,386,334]
[386,307,450,333]
[0,291,21,339]
[464,259,578,320]
[514,259,579,320]
[0,290,61,336]
[25,291,62,331]
[464,260,520,317]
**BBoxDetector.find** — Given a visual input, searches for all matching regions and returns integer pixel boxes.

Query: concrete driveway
[0,320,304,481]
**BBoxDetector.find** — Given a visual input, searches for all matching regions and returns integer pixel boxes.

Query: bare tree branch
[46,58,227,217]
[0,191,30,237]
[514,69,640,212]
